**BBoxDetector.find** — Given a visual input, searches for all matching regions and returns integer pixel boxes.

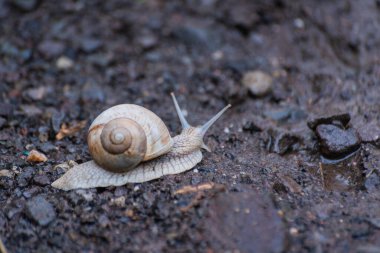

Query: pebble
[56,56,74,69]
[242,70,272,96]
[0,169,14,178]
[80,38,102,53]
[25,196,56,226]
[33,174,50,186]
[20,104,42,116]
[81,81,105,102]
[26,150,48,163]
[137,34,158,50]
[172,25,217,50]
[267,129,302,155]
[357,122,380,144]
[316,124,361,157]
[25,86,46,101]
[307,113,350,130]
[0,103,15,117]
[38,40,65,58]
[39,142,58,153]
[17,167,35,187]
[11,0,38,11]
[0,117,6,128]
[204,190,286,253]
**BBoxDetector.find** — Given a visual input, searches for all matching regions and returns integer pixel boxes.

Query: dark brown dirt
[1,0,380,252]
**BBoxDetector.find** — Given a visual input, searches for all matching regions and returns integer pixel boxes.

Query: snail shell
[88,104,173,173]
[52,93,231,191]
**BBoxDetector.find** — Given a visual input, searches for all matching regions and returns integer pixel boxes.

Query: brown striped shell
[87,104,173,173]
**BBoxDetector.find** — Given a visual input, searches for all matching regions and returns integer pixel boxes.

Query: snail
[52,93,231,190]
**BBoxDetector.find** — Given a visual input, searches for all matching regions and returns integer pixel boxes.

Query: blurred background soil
[0,0,380,252]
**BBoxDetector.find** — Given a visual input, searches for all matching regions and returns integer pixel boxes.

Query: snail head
[170,93,231,152]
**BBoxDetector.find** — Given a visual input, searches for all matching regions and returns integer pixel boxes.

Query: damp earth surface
[1,0,380,252]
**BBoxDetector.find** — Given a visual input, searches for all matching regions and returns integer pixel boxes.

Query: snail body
[52,93,231,190]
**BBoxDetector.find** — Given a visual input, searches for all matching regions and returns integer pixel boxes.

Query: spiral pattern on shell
[87,104,173,173]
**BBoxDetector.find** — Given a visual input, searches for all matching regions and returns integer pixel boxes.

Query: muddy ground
[1,0,380,252]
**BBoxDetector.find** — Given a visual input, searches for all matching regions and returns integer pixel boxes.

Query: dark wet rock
[33,174,50,186]
[266,129,303,155]
[80,38,102,53]
[0,103,15,117]
[0,116,6,128]
[25,196,56,226]
[357,122,380,145]
[39,142,58,153]
[242,120,262,133]
[81,81,105,103]
[204,191,286,253]
[316,124,361,158]
[11,0,39,11]
[38,40,65,58]
[17,167,35,187]
[51,111,65,133]
[307,113,351,130]
[320,151,365,191]
[172,26,217,50]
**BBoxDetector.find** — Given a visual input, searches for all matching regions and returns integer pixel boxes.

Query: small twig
[319,162,325,189]
[180,192,204,212]
[366,168,376,178]
[174,182,215,195]
[0,237,8,253]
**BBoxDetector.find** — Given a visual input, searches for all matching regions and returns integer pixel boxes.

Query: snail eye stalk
[171,92,191,129]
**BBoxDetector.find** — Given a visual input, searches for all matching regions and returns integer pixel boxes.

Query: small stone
[316,124,361,157]
[242,70,272,96]
[172,26,217,50]
[17,167,35,187]
[25,86,46,101]
[33,174,50,186]
[358,122,380,144]
[267,129,303,155]
[56,56,74,69]
[39,142,58,153]
[11,0,38,11]
[38,40,64,58]
[0,103,15,117]
[242,120,262,133]
[0,169,14,178]
[20,104,42,116]
[307,113,350,130]
[137,34,158,50]
[80,38,102,53]
[26,150,48,163]
[51,110,65,133]
[81,81,105,102]
[0,117,6,128]
[110,196,126,207]
[25,196,56,226]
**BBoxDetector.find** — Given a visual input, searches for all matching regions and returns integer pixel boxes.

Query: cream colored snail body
[52,93,231,190]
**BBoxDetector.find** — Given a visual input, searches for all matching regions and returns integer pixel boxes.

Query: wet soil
[1,0,380,252]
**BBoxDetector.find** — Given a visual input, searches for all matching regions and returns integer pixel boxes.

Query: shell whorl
[87,104,173,173]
